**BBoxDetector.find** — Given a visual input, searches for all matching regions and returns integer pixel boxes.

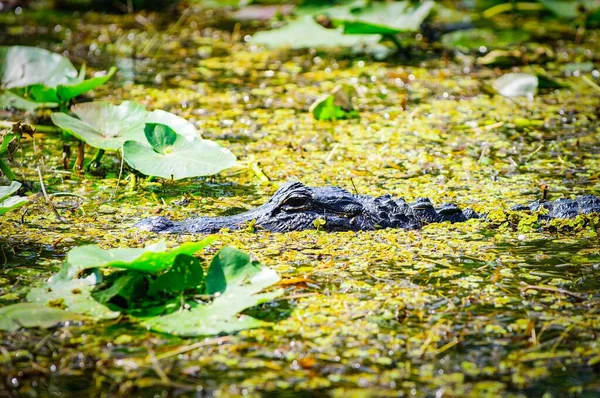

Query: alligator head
[136,181,478,234]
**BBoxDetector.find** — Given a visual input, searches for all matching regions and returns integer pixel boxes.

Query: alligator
[136,181,600,234]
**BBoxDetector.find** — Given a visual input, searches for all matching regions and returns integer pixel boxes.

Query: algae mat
[0,5,599,397]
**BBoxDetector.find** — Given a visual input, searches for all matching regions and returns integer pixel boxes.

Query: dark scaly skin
[136,182,600,234]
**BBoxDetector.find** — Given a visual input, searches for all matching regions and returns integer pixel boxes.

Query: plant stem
[0,158,18,181]
[385,34,404,51]
[74,140,85,172]
[85,148,105,171]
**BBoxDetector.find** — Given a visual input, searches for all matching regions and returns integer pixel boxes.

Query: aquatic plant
[0,46,115,110]
[0,181,27,216]
[23,240,283,336]
[51,101,236,178]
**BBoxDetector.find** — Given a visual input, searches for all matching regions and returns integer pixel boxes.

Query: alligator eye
[284,196,308,208]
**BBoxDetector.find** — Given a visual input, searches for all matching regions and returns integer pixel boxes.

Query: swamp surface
[1,3,600,397]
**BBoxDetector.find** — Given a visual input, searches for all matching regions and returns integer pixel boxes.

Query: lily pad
[0,303,84,332]
[0,46,78,89]
[492,73,538,98]
[0,181,27,215]
[27,272,120,320]
[147,254,205,296]
[442,29,530,52]
[140,247,284,336]
[0,180,20,202]
[51,101,199,150]
[62,237,215,279]
[539,0,600,19]
[0,46,116,105]
[326,0,435,35]
[251,16,381,49]
[0,91,57,111]
[123,123,237,180]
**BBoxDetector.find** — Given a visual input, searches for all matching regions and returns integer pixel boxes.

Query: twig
[523,144,544,164]
[582,75,600,94]
[350,177,359,195]
[325,143,339,164]
[146,343,171,384]
[113,147,125,198]
[520,282,588,301]
[150,336,233,362]
[37,166,67,223]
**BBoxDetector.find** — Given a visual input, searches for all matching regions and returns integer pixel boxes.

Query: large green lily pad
[123,123,237,180]
[62,237,215,279]
[0,303,84,332]
[326,0,434,35]
[51,101,200,150]
[251,16,381,49]
[0,46,116,105]
[140,247,284,336]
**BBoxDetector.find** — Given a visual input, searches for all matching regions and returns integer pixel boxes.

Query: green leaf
[0,195,28,215]
[51,101,148,150]
[0,303,84,332]
[327,0,434,35]
[538,0,600,19]
[309,85,360,121]
[0,91,58,111]
[0,46,114,103]
[55,66,117,102]
[62,237,215,279]
[123,127,237,180]
[92,272,149,306]
[51,101,200,150]
[441,29,530,52]
[140,246,283,336]
[251,16,381,49]
[0,46,79,89]
[27,272,120,320]
[147,254,205,296]
[491,73,538,98]
[0,180,20,202]
[144,123,178,152]
[146,109,199,140]
[205,246,253,294]
[0,181,27,215]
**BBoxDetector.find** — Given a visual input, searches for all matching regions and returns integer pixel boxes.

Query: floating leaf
[310,84,360,121]
[92,272,149,306]
[0,46,115,106]
[147,254,205,296]
[123,123,236,180]
[0,180,20,202]
[492,73,538,98]
[252,16,381,49]
[51,101,199,150]
[0,46,79,89]
[441,29,530,52]
[538,0,600,19]
[51,101,148,150]
[327,0,435,34]
[0,181,27,215]
[0,91,57,111]
[27,272,120,320]
[62,237,215,278]
[0,303,84,332]
[140,247,284,336]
